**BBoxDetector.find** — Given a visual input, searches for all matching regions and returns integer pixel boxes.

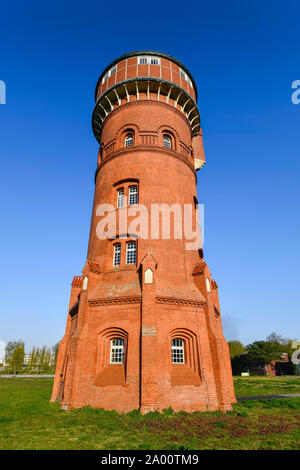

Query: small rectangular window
[110,338,124,363]
[172,339,185,363]
[139,57,148,64]
[126,242,136,264]
[125,134,133,147]
[113,244,121,266]
[110,66,117,76]
[117,188,124,208]
[163,135,172,149]
[102,72,109,84]
[129,186,138,205]
[151,58,159,65]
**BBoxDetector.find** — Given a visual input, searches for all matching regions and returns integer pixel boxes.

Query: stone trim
[156,296,206,308]
[88,296,142,307]
[95,144,196,183]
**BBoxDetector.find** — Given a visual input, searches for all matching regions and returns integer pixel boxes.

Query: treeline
[228,332,299,376]
[0,340,59,375]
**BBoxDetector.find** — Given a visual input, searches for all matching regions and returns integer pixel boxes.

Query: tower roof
[95,51,198,102]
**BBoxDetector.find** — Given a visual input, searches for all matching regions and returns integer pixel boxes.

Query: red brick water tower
[51,51,236,412]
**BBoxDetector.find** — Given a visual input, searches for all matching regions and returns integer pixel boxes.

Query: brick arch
[115,123,140,149]
[97,327,129,376]
[169,327,201,376]
[158,124,180,151]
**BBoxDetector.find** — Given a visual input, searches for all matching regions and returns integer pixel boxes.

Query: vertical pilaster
[140,252,158,413]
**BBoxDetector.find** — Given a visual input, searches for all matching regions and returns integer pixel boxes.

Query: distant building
[266,353,292,376]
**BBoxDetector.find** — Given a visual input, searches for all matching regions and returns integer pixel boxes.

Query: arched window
[110,338,124,363]
[117,188,124,208]
[125,133,133,147]
[129,185,138,205]
[172,339,185,363]
[163,134,172,149]
[113,243,121,266]
[126,241,136,264]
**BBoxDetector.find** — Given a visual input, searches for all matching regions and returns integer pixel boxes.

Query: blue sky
[0,0,299,351]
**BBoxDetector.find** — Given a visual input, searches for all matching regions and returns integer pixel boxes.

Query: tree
[228,341,245,359]
[5,340,25,374]
[52,342,60,370]
[39,346,47,373]
[244,340,290,374]
[266,332,288,345]
[28,346,39,372]
[265,333,294,358]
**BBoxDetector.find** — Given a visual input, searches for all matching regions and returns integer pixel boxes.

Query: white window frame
[113,243,121,266]
[102,66,117,84]
[117,188,124,208]
[110,338,124,363]
[125,134,133,147]
[172,339,185,364]
[138,56,161,65]
[126,241,136,265]
[179,68,193,88]
[163,134,172,149]
[129,186,138,205]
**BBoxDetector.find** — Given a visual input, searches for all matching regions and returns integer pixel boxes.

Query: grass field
[234,376,300,397]
[0,377,299,450]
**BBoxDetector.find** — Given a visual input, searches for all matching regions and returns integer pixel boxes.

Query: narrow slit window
[172,339,185,363]
[126,242,136,264]
[117,188,124,208]
[163,135,172,148]
[113,244,121,266]
[125,134,133,147]
[129,186,138,205]
[110,338,124,363]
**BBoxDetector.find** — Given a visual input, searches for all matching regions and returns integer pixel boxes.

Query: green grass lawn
[233,376,300,397]
[0,377,299,450]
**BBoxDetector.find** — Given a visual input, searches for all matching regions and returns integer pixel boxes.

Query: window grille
[117,188,124,208]
[125,134,133,147]
[113,244,121,266]
[172,339,185,363]
[163,135,172,148]
[129,186,138,205]
[139,57,160,65]
[110,338,124,363]
[126,242,136,264]
[179,68,192,87]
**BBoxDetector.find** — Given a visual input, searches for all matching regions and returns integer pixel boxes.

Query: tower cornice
[92,79,200,142]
